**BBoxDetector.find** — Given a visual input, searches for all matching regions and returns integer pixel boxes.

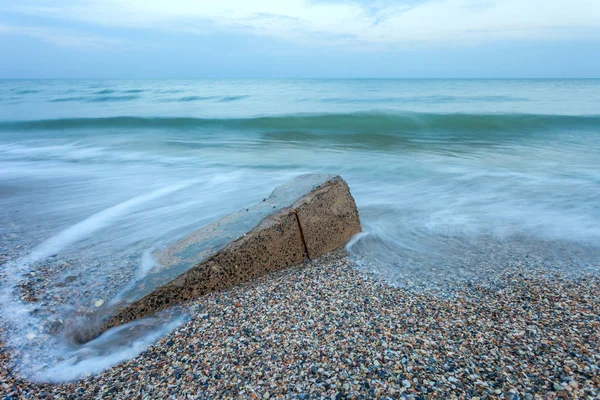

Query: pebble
[0,250,599,399]
[94,299,104,308]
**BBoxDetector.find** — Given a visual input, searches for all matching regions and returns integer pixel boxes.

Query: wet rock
[80,174,361,340]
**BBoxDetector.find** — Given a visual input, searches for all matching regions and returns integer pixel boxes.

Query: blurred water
[0,79,599,381]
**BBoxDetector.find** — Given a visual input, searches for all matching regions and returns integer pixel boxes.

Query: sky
[0,0,599,78]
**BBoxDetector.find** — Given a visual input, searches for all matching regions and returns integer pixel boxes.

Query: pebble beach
[1,251,599,399]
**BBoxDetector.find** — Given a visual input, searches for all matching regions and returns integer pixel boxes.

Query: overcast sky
[1,0,599,78]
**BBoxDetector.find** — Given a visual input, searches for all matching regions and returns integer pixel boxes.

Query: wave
[218,95,250,102]
[317,95,527,104]
[88,95,139,102]
[96,89,145,94]
[50,96,89,103]
[7,182,195,267]
[0,183,195,381]
[50,95,139,103]
[12,89,40,95]
[1,112,599,135]
[93,89,117,95]
[159,95,219,102]
[158,95,250,103]
[28,93,245,104]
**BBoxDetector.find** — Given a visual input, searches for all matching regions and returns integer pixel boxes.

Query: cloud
[2,0,600,48]
[0,23,123,48]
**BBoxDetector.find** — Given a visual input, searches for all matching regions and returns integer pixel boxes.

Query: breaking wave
[1,112,599,134]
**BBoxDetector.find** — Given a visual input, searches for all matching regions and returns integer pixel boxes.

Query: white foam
[32,316,186,383]
[0,182,196,379]
[345,231,369,252]
[139,247,158,276]
[19,181,195,267]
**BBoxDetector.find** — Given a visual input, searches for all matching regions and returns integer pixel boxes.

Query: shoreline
[2,251,599,398]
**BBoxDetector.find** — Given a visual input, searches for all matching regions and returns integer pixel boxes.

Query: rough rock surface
[94,174,361,335]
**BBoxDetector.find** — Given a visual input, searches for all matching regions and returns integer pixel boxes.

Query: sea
[0,79,599,382]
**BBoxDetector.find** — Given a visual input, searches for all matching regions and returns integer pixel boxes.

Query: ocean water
[1,79,599,381]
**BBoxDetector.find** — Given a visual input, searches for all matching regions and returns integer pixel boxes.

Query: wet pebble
[1,250,599,399]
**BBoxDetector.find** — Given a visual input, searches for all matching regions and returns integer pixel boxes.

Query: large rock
[91,174,361,336]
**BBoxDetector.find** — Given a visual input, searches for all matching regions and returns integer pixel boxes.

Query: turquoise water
[1,79,599,381]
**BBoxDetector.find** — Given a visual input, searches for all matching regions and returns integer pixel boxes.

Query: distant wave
[12,90,40,95]
[156,90,183,94]
[50,96,88,103]
[93,89,117,95]
[158,95,250,103]
[50,95,139,103]
[317,95,528,104]
[159,96,219,102]
[94,88,144,94]
[2,112,598,135]
[218,95,250,102]
[88,95,139,102]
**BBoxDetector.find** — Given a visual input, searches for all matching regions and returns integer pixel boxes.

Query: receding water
[0,79,599,382]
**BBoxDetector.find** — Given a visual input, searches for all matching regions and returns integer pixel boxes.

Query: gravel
[1,250,599,399]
